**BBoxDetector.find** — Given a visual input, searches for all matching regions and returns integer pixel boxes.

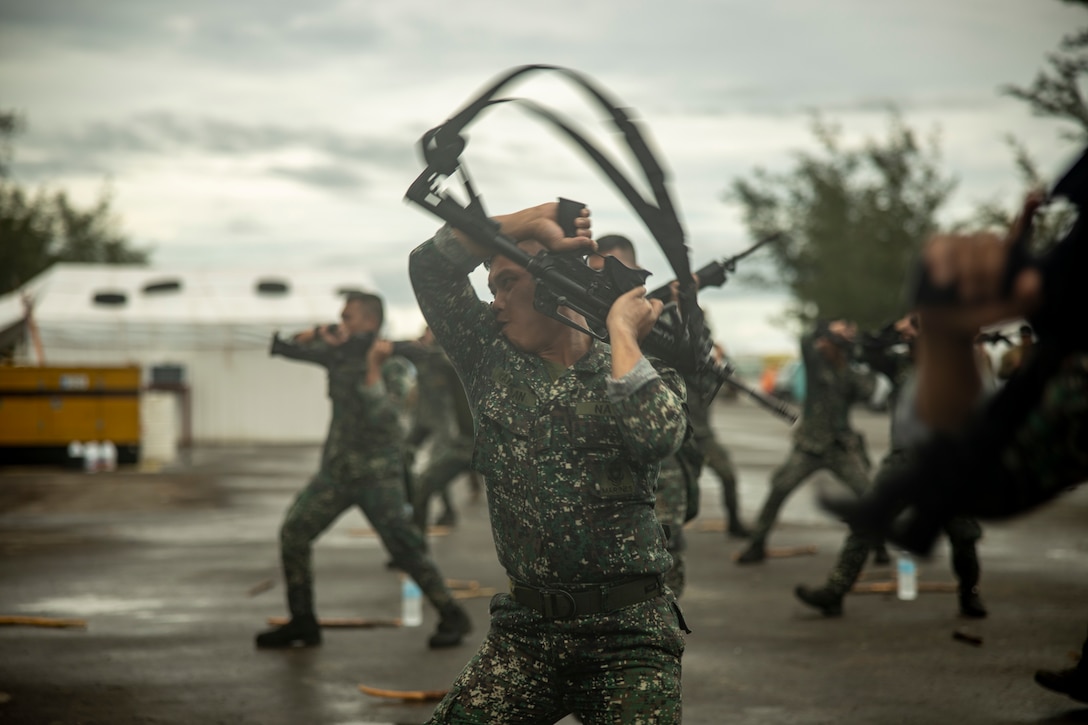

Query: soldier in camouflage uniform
[795,314,987,617]
[737,319,877,564]
[410,204,690,723]
[407,327,477,530]
[255,292,471,650]
[688,360,751,538]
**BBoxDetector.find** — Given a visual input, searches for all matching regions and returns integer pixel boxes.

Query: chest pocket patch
[476,368,541,442]
[569,400,624,449]
[598,456,639,498]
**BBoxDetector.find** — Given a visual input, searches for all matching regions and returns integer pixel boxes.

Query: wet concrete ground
[1,398,1087,724]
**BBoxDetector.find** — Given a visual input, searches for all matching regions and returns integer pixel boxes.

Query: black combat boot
[735,541,765,565]
[958,587,988,618]
[872,545,891,566]
[794,585,844,617]
[428,603,471,649]
[1035,667,1088,703]
[726,518,751,539]
[255,614,321,648]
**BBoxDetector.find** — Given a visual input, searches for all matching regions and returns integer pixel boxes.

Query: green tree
[983,4,1088,249]
[729,112,956,330]
[0,110,149,295]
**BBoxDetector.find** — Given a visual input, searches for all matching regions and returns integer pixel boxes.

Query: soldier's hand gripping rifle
[823,146,1088,555]
[404,65,797,424]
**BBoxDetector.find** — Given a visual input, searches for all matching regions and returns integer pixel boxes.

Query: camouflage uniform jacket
[295,336,413,482]
[793,331,876,455]
[409,226,687,587]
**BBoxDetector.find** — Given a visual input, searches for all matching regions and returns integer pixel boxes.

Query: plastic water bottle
[401,576,423,627]
[66,441,85,470]
[83,441,100,474]
[100,441,117,472]
[896,550,918,601]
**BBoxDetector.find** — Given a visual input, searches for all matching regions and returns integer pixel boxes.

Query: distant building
[0,263,379,445]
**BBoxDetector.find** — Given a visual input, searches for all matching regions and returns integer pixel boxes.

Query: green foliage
[728,112,956,330]
[959,136,1077,252]
[982,8,1088,250]
[0,110,149,295]
[1002,26,1088,143]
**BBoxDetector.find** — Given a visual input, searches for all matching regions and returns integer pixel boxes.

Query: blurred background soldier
[407,326,478,531]
[693,341,751,539]
[256,292,471,650]
[795,313,987,618]
[737,319,876,564]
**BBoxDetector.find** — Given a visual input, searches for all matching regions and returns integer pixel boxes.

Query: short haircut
[344,291,384,326]
[595,234,637,264]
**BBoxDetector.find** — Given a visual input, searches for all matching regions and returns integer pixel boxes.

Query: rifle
[647,232,781,302]
[404,65,797,424]
[270,328,423,368]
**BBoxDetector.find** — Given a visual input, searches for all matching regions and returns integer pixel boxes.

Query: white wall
[35,345,331,444]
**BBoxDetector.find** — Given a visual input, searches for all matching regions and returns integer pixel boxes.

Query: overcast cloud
[1,0,1084,353]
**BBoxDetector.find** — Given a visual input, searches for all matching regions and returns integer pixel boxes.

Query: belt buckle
[538,588,577,619]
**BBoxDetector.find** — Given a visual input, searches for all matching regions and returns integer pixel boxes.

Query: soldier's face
[340,300,377,336]
[488,244,569,354]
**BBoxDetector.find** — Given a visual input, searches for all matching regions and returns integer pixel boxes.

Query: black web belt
[510,575,663,620]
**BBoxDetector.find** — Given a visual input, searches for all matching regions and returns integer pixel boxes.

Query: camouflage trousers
[411,437,474,531]
[426,592,685,724]
[279,468,454,617]
[655,465,688,598]
[750,444,871,547]
[826,449,982,596]
[696,432,743,525]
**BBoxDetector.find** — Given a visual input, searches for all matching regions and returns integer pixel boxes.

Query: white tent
[1,263,382,444]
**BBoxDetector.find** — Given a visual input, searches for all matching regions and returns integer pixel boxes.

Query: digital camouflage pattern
[748,331,876,547]
[428,593,684,724]
[410,226,688,724]
[277,338,455,618]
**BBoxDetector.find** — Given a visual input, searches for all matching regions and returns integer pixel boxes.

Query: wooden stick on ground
[850,581,958,594]
[358,684,448,702]
[247,579,275,597]
[445,578,482,590]
[451,587,498,600]
[349,526,451,537]
[266,616,401,628]
[0,615,87,629]
[730,544,818,561]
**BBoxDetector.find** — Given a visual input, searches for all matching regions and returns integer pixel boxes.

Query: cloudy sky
[2,0,1084,354]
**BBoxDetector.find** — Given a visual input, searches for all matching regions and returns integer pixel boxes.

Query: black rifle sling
[412,64,703,360]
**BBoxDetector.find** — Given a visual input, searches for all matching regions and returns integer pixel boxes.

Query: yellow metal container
[0,366,141,464]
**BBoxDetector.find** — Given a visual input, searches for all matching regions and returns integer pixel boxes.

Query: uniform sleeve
[607,357,687,463]
[408,226,497,389]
